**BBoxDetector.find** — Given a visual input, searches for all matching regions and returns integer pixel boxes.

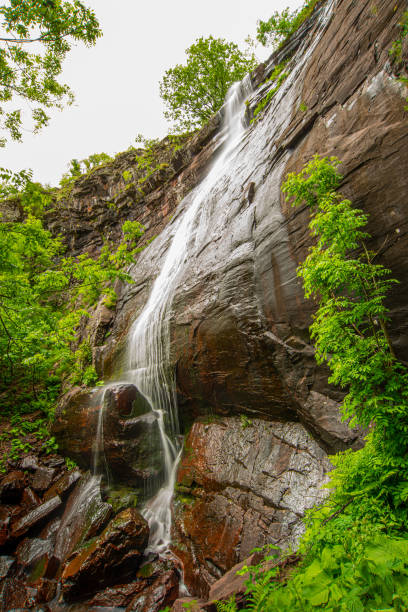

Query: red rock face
[88,1,408,460]
[52,384,163,494]
[61,507,149,601]
[3,1,406,608]
[172,417,331,598]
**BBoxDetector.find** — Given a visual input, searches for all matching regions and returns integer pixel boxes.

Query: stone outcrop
[45,117,222,259]
[53,384,163,494]
[61,507,149,601]
[84,0,408,453]
[172,417,330,598]
[3,0,407,607]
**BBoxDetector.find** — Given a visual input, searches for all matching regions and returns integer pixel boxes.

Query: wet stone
[61,507,149,601]
[43,456,65,468]
[20,455,40,471]
[0,470,26,504]
[16,537,52,568]
[104,383,151,419]
[32,466,56,492]
[0,556,14,579]
[0,506,13,546]
[43,470,81,502]
[53,474,112,565]
[126,568,179,611]
[11,495,62,539]
[21,487,41,509]
[36,577,57,604]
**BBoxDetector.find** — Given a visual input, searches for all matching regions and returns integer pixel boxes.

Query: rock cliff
[2,0,407,608]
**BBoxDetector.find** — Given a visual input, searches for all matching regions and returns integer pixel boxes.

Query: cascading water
[66,0,335,560]
[125,75,253,554]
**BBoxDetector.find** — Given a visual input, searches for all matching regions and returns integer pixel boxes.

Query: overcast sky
[2,0,303,186]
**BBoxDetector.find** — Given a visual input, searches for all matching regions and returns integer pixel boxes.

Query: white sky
[1,0,303,186]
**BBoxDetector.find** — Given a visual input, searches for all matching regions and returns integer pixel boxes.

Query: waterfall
[125,75,253,554]
[78,0,335,557]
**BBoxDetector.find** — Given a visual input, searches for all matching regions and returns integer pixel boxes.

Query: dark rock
[87,1,407,464]
[88,557,180,609]
[20,455,39,471]
[51,473,112,569]
[126,568,179,611]
[36,578,57,604]
[11,495,62,539]
[43,456,65,468]
[53,385,162,494]
[89,302,114,347]
[61,507,149,601]
[172,418,330,598]
[207,553,262,607]
[21,487,42,510]
[0,556,14,579]
[43,470,81,501]
[15,537,52,569]
[0,506,15,546]
[89,581,148,607]
[0,471,26,504]
[31,466,56,492]
[0,577,36,612]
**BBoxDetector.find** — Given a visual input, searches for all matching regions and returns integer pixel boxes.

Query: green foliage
[122,169,132,183]
[59,152,113,190]
[215,597,237,612]
[0,178,144,461]
[240,414,252,429]
[0,0,101,146]
[389,11,408,61]
[159,36,257,132]
[252,61,289,121]
[283,157,408,444]
[299,101,308,112]
[256,0,325,49]
[65,456,78,470]
[237,156,408,610]
[243,534,408,611]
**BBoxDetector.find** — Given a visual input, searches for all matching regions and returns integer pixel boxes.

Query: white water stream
[125,75,253,554]
[79,0,335,559]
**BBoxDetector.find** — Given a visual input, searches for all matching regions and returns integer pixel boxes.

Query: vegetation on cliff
[159,35,256,132]
[216,157,408,611]
[256,0,326,49]
[0,178,144,469]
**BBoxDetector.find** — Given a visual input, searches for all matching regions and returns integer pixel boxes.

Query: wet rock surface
[2,1,408,608]
[172,417,330,598]
[61,507,149,601]
[53,384,163,494]
[83,0,407,458]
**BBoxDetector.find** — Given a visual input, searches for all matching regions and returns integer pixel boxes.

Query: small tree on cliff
[159,35,257,132]
[256,0,324,49]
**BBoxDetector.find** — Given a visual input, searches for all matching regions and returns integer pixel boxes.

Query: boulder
[172,417,330,598]
[0,556,14,580]
[0,471,26,504]
[88,557,180,609]
[43,470,81,502]
[51,473,112,568]
[61,507,149,601]
[11,496,62,539]
[21,487,41,510]
[126,568,179,611]
[172,599,206,612]
[31,466,55,492]
[52,384,163,494]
